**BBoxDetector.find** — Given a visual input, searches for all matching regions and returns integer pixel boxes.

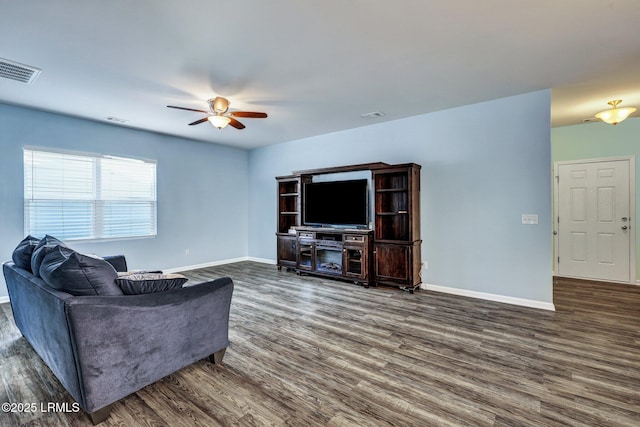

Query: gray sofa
[3,257,233,424]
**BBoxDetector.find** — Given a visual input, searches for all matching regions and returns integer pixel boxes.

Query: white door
[556,159,632,282]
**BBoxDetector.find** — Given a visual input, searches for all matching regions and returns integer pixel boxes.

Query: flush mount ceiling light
[594,100,637,125]
[207,115,231,129]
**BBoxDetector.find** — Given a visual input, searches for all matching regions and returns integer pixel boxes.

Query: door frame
[553,156,636,284]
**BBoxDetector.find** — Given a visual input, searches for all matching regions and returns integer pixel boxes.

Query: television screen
[303,179,368,228]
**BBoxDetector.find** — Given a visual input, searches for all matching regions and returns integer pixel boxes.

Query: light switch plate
[521,214,538,225]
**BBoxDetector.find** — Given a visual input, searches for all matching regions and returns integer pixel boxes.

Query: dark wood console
[276,162,421,292]
[293,227,373,286]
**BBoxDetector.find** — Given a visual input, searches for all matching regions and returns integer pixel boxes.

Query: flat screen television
[303,179,368,228]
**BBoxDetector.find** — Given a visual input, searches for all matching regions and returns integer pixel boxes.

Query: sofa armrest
[102,255,127,272]
[64,277,233,413]
[2,262,83,403]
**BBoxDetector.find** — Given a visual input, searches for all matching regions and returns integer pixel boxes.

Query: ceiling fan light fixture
[169,96,265,130]
[595,100,637,125]
[208,115,231,129]
[211,97,229,113]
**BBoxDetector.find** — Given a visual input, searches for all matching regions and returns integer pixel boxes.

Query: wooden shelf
[376,188,407,193]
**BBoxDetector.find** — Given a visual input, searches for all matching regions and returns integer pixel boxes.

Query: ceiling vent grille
[105,116,129,124]
[0,58,41,84]
[360,111,385,119]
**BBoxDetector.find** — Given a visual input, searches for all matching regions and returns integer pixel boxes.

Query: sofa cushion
[31,235,66,278]
[116,272,188,295]
[12,235,40,272]
[40,246,123,296]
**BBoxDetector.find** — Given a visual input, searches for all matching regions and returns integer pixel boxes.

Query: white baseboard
[112,256,558,312]
[424,283,556,311]
[163,256,276,274]
[243,258,555,311]
[247,257,276,265]
[1,260,559,312]
[163,257,251,273]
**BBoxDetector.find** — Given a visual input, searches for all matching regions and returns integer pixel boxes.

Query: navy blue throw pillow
[40,246,123,296]
[12,235,40,272]
[30,235,66,278]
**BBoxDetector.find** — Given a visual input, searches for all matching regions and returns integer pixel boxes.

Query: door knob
[622,225,628,230]
[621,217,628,222]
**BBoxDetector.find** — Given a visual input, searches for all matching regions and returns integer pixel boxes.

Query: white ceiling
[1,0,639,149]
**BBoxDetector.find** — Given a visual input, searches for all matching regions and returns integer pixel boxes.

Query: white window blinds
[24,147,157,240]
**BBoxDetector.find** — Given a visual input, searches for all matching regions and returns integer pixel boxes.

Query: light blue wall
[1,91,553,304]
[0,103,249,298]
[552,119,640,280]
[249,90,553,303]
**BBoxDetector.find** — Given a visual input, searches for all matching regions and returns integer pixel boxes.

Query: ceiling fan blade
[167,105,209,113]
[228,117,246,129]
[230,111,268,118]
[188,117,210,126]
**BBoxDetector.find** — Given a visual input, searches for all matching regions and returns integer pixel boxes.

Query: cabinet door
[297,241,315,271]
[344,245,365,279]
[374,170,410,242]
[373,165,420,243]
[277,235,297,267]
[374,243,409,283]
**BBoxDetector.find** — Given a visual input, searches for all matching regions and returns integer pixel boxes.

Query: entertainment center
[276,162,422,292]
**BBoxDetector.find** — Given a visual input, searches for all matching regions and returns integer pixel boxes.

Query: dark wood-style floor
[1,262,639,426]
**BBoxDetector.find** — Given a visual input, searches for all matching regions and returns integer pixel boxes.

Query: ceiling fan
[167,96,267,130]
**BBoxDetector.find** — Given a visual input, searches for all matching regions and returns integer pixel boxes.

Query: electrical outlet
[185,248,191,256]
[423,260,428,270]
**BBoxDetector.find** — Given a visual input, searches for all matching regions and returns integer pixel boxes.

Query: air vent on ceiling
[105,116,129,124]
[0,58,41,84]
[361,111,385,119]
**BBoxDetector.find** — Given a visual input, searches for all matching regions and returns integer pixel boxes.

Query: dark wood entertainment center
[276,162,422,292]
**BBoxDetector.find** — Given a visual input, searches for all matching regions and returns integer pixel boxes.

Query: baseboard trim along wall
[163,257,252,274]
[0,259,555,310]
[247,257,276,265]
[0,258,557,310]
[0,283,557,310]
[247,258,556,311]
[425,283,556,311]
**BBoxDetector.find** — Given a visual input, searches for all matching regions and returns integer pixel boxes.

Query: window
[24,147,157,240]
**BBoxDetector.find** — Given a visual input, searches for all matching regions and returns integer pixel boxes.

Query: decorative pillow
[103,255,128,273]
[30,235,66,278]
[12,235,40,272]
[116,273,188,295]
[117,270,163,276]
[39,246,123,296]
